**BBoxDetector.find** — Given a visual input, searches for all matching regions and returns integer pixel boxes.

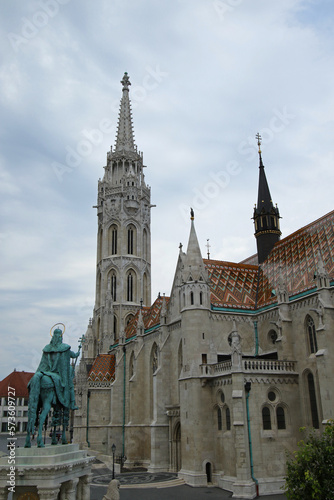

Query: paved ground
[0,436,288,499]
[90,460,288,500]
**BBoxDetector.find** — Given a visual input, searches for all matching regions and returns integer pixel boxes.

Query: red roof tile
[258,210,334,306]
[88,354,116,382]
[0,371,34,398]
[125,296,170,339]
[204,259,259,309]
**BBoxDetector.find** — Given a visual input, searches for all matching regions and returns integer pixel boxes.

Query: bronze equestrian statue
[25,325,82,448]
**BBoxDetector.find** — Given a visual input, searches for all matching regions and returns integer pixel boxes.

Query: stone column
[78,474,92,500]
[61,478,79,500]
[37,486,61,500]
[231,372,256,499]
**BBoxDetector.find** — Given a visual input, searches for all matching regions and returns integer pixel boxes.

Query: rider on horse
[25,326,80,447]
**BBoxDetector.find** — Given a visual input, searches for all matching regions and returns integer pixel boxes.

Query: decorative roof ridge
[203,258,259,270]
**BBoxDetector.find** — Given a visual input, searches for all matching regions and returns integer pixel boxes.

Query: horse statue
[25,324,83,448]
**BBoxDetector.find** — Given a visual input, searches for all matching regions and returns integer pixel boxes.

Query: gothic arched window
[129,351,135,379]
[143,273,148,306]
[268,329,278,345]
[97,227,103,262]
[143,229,148,260]
[276,406,286,429]
[306,315,318,354]
[128,226,134,254]
[190,291,194,305]
[178,340,183,377]
[152,344,159,374]
[108,225,118,255]
[307,372,319,428]
[127,272,134,302]
[226,407,231,431]
[111,272,117,301]
[262,407,271,430]
[126,314,134,326]
[217,407,222,431]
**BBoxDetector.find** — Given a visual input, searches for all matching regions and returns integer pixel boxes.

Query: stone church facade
[74,74,334,498]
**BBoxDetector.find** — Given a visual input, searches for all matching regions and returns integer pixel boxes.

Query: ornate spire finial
[190,207,194,220]
[115,73,135,152]
[206,239,211,260]
[121,72,131,90]
[256,132,262,154]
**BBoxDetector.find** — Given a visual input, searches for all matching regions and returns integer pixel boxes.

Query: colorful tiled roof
[125,295,170,339]
[204,260,259,310]
[87,354,116,382]
[0,370,34,398]
[205,210,334,310]
[259,210,334,306]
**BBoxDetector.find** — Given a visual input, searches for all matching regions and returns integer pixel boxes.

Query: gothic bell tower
[252,133,281,264]
[90,72,152,354]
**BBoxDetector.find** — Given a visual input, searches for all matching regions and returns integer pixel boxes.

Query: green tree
[284,422,334,500]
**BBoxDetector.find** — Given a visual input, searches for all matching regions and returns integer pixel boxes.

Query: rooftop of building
[117,210,334,340]
[87,354,116,383]
[0,370,34,399]
[206,209,334,310]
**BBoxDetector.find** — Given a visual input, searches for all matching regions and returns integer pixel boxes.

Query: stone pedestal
[0,443,94,499]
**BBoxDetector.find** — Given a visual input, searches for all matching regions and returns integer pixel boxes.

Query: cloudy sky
[0,0,334,379]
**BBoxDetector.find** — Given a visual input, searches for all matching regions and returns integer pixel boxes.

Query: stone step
[121,478,185,489]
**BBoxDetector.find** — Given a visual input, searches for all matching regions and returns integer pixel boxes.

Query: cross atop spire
[256,132,264,168]
[256,132,262,154]
[115,72,136,153]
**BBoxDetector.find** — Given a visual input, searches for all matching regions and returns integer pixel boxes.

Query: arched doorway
[173,422,181,472]
[206,462,212,483]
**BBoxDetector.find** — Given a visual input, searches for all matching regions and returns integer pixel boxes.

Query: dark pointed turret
[253,133,281,264]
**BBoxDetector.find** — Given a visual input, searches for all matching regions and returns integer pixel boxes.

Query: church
[74,73,334,498]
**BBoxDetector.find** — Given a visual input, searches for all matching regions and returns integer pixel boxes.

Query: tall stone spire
[89,73,152,354]
[115,72,135,154]
[253,133,281,264]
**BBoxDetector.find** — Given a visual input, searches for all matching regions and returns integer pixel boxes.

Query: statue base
[0,443,94,499]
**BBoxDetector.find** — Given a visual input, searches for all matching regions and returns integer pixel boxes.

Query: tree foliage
[284,422,334,500]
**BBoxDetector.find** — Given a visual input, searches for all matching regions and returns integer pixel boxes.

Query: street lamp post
[112,443,116,479]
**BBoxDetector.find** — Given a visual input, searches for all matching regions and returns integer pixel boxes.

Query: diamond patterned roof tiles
[259,210,334,306]
[88,354,116,382]
[204,259,259,310]
[125,295,170,338]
